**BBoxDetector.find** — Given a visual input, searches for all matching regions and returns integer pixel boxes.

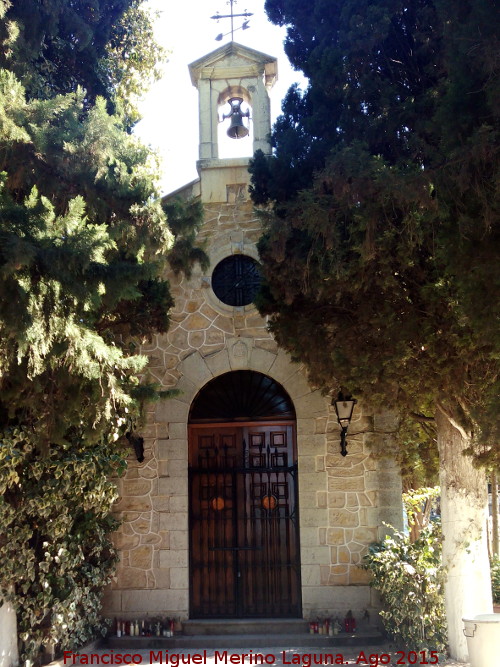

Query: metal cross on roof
[210,0,253,42]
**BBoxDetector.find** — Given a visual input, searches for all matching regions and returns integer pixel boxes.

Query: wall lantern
[333,392,357,457]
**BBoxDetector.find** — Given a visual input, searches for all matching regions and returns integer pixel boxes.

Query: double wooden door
[189,423,301,618]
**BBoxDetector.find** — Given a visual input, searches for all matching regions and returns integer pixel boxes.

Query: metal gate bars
[189,424,301,618]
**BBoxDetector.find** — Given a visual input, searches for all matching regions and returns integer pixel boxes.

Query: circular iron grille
[211,255,261,307]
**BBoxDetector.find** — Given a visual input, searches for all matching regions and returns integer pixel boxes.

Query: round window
[211,255,261,307]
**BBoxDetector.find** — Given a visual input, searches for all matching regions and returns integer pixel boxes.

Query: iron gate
[189,424,301,618]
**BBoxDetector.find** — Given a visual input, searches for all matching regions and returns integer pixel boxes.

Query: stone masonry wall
[101,198,403,623]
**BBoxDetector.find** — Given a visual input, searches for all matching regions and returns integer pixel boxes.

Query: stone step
[106,631,385,650]
[183,619,309,636]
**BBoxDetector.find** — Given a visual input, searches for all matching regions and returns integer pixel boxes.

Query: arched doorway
[188,371,301,618]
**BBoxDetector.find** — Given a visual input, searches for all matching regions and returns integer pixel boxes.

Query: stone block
[156,423,169,439]
[269,351,299,384]
[158,477,188,496]
[169,567,189,589]
[169,496,188,513]
[139,465,157,480]
[325,453,365,471]
[297,434,326,455]
[364,471,379,492]
[116,497,152,512]
[345,493,359,508]
[329,509,360,528]
[349,567,371,585]
[316,491,327,508]
[174,376,198,404]
[130,518,152,535]
[301,565,321,586]
[315,418,328,434]
[182,313,212,331]
[169,530,189,550]
[357,493,374,507]
[297,456,316,473]
[169,423,187,439]
[114,534,140,550]
[300,508,327,527]
[301,546,330,565]
[121,589,188,613]
[326,528,345,545]
[294,391,328,418]
[205,328,224,345]
[338,547,350,564]
[167,459,188,477]
[254,339,278,353]
[119,567,148,589]
[159,549,188,568]
[299,492,318,509]
[140,533,162,546]
[249,347,276,373]
[156,399,189,423]
[153,568,171,589]
[204,349,230,376]
[299,527,320,547]
[213,315,236,334]
[188,331,205,348]
[296,419,316,436]
[327,476,365,492]
[159,512,188,531]
[286,373,313,400]
[303,585,371,610]
[315,456,325,472]
[152,496,170,511]
[158,461,169,478]
[328,492,346,509]
[352,527,378,545]
[123,480,152,497]
[157,439,187,461]
[129,545,153,569]
[299,472,327,494]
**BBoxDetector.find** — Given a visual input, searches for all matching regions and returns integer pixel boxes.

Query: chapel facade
[102,42,403,626]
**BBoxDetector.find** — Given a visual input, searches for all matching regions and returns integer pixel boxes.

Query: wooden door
[189,423,301,618]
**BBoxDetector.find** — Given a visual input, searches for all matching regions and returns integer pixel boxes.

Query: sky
[134,0,307,195]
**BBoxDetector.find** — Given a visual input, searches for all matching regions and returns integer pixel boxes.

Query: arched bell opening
[188,371,302,618]
[217,86,253,159]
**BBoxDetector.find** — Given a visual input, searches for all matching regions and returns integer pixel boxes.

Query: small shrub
[491,556,500,604]
[363,522,447,652]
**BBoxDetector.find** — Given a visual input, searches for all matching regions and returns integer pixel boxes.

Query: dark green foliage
[0,2,205,660]
[0,0,164,124]
[363,523,446,652]
[252,0,500,466]
[164,198,210,278]
[491,556,500,604]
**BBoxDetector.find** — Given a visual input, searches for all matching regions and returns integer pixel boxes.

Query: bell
[227,112,249,139]
[223,97,250,139]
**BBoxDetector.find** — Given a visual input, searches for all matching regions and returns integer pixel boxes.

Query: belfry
[103,39,403,632]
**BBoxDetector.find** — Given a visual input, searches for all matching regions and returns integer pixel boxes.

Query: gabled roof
[189,41,277,89]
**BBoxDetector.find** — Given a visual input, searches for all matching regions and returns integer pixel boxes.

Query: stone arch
[159,344,328,426]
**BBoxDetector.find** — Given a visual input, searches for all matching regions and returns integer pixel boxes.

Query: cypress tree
[251,0,499,658]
